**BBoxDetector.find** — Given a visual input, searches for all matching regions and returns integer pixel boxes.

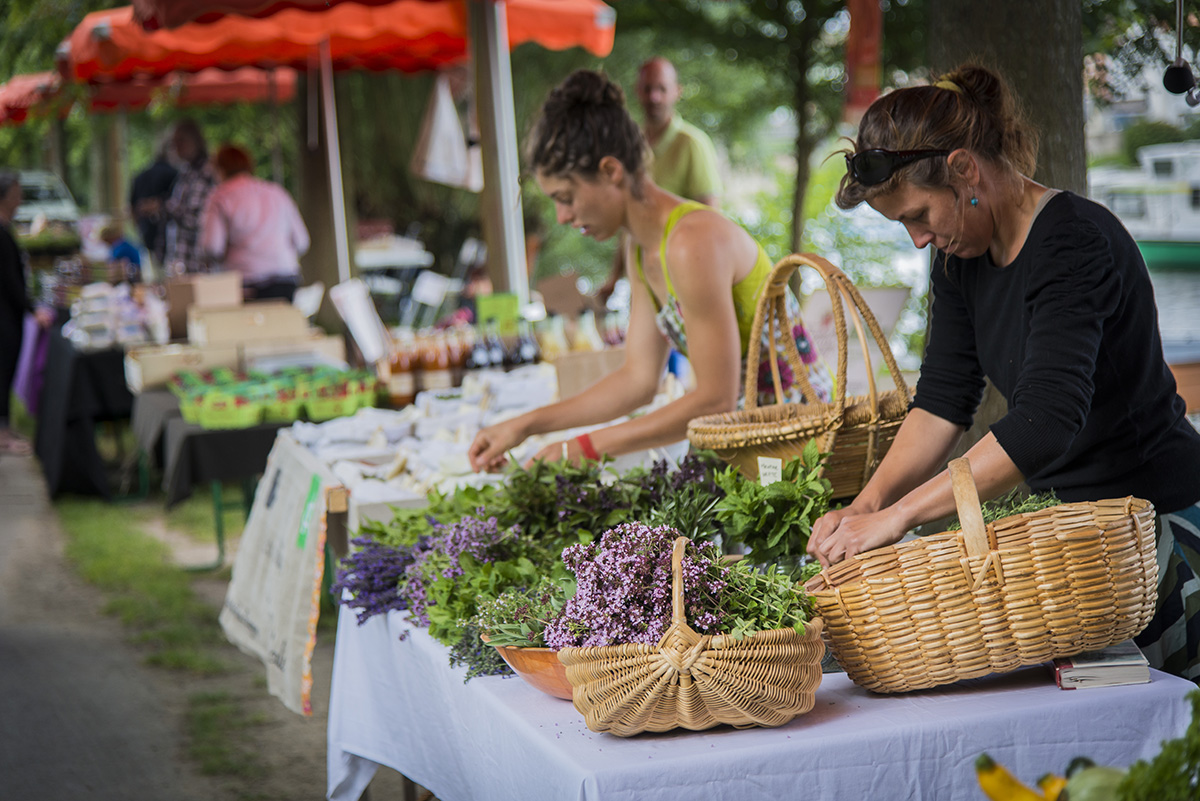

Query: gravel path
[0,450,413,800]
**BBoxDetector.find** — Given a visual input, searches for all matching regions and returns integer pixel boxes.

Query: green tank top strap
[658,201,708,299]
[633,200,708,311]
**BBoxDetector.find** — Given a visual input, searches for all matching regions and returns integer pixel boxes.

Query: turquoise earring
[970,195,978,207]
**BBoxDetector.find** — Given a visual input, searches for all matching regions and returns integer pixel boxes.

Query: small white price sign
[757,456,783,486]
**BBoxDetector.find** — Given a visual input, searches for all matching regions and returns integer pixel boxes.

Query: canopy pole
[319,37,352,284]
[267,66,284,186]
[468,0,528,305]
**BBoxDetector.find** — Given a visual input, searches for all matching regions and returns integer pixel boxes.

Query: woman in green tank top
[468,70,829,472]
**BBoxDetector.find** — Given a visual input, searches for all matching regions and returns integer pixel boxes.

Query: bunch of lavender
[330,534,427,625]
[543,523,727,649]
[400,513,516,626]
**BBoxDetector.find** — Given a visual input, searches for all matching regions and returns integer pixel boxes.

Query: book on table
[1052,639,1150,690]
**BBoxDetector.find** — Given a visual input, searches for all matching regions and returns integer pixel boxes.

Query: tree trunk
[929,0,1086,193]
[788,17,817,252]
[918,0,1085,526]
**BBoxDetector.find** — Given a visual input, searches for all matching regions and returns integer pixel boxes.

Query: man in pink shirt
[201,144,310,302]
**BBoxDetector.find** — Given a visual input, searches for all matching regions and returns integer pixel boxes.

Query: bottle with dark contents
[516,320,541,365]
[484,319,507,370]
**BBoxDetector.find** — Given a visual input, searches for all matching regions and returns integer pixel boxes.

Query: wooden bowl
[481,635,573,701]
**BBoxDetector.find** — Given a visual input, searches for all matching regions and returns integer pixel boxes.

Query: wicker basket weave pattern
[557,537,825,736]
[687,253,914,498]
[806,459,1159,693]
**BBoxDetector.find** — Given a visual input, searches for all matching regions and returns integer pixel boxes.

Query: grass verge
[185,691,269,777]
[56,498,227,674]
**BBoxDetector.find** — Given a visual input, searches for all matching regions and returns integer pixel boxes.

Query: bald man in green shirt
[597,57,722,303]
[638,57,722,206]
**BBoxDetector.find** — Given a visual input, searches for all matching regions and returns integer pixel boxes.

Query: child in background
[99,221,142,283]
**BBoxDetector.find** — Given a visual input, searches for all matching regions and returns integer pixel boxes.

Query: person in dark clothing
[130,137,178,272]
[0,171,54,456]
[806,64,1200,680]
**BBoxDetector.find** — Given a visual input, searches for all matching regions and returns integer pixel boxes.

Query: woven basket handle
[742,254,910,417]
[670,536,698,635]
[948,458,990,558]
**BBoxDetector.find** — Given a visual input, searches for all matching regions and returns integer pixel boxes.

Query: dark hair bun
[526,69,646,183]
[545,70,626,116]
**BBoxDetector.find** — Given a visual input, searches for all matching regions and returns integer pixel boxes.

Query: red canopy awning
[90,66,297,111]
[0,67,297,126]
[64,1,615,83]
[0,72,63,125]
[131,0,405,30]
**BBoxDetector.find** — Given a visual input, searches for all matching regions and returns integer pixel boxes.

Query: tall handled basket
[687,253,913,499]
[805,458,1159,693]
[558,537,825,736]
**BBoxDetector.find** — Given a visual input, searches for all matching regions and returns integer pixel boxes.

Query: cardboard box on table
[124,343,241,393]
[553,347,626,399]
[187,301,309,347]
[241,331,348,370]
[166,273,242,340]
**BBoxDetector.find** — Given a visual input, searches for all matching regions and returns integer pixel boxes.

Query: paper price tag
[757,456,783,486]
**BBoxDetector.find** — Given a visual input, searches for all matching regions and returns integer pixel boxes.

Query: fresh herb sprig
[945,488,1062,531]
[1118,689,1200,801]
[714,440,832,574]
[473,575,575,648]
[718,559,812,640]
[448,624,513,682]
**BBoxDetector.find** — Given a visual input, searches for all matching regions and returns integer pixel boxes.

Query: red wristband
[575,433,600,462]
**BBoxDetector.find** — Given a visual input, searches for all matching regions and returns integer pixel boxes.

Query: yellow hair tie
[934,79,963,94]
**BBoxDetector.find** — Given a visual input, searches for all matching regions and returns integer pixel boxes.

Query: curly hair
[835,64,1039,209]
[525,70,647,195]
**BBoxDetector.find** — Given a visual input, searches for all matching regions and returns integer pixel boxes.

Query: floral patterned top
[633,202,832,407]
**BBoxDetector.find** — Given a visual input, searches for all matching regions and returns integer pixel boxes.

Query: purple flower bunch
[543,523,727,649]
[331,535,427,625]
[401,512,517,626]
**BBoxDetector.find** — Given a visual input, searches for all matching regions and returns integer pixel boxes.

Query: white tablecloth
[327,606,1195,801]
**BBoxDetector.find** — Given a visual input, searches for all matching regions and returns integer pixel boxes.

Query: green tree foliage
[1122,119,1193,165]
[1083,0,1200,102]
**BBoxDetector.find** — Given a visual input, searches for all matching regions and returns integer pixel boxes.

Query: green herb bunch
[473,575,575,648]
[945,488,1062,531]
[713,440,832,576]
[717,559,813,640]
[1118,689,1200,801]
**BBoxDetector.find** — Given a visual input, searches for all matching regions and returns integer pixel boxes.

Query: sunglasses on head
[845,149,951,187]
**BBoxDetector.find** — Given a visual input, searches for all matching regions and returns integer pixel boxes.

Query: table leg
[184,480,227,572]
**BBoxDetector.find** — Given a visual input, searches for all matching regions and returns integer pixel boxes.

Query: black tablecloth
[131,390,284,507]
[34,328,134,498]
[162,418,284,507]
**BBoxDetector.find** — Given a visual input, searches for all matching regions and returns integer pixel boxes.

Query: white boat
[1088,140,1200,271]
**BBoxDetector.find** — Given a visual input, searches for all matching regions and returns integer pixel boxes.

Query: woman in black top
[0,171,54,455]
[806,65,1200,680]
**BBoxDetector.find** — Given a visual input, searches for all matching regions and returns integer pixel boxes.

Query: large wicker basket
[557,537,825,736]
[687,253,913,499]
[805,458,1159,693]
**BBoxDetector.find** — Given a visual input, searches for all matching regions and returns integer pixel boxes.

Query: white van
[13,170,81,237]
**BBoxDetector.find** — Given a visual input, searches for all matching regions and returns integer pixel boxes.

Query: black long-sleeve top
[912,191,1200,513]
[1,222,32,321]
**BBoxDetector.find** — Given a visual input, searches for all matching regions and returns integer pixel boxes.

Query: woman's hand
[34,307,55,329]
[807,505,910,569]
[468,417,528,473]
[524,438,579,469]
